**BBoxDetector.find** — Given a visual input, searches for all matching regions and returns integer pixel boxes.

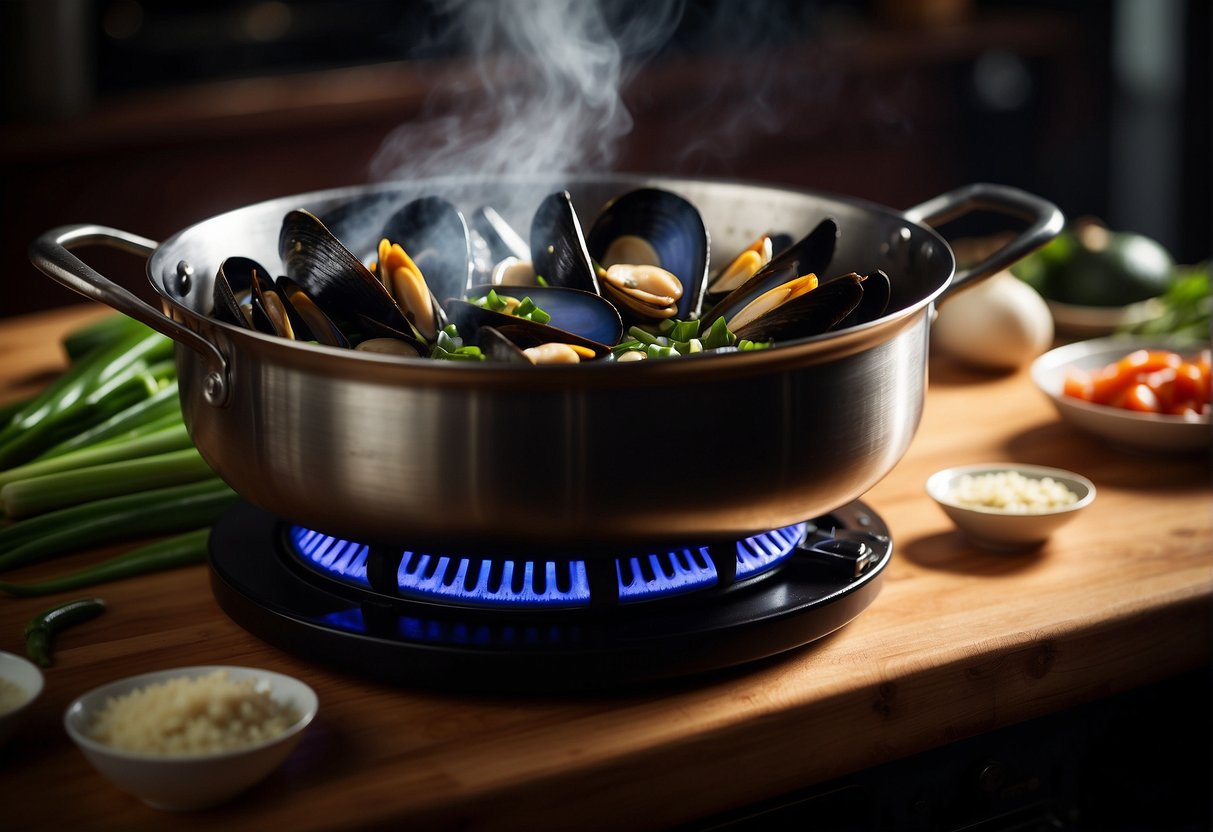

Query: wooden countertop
[2,304,1209,831]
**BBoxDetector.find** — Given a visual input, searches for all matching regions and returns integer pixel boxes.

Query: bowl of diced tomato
[1031,336,1210,452]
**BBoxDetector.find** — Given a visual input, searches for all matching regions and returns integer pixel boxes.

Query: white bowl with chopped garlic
[63,665,317,811]
[926,464,1096,551]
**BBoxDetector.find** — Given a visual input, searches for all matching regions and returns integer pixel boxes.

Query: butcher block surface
[1,304,1209,831]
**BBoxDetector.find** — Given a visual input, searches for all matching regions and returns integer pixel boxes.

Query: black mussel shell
[732,271,864,343]
[768,232,794,258]
[248,269,294,338]
[700,218,838,329]
[477,326,531,364]
[444,299,612,359]
[279,209,411,334]
[585,187,709,321]
[276,276,350,348]
[463,284,622,346]
[352,313,428,357]
[212,256,269,328]
[529,191,600,295]
[379,196,472,304]
[835,269,891,330]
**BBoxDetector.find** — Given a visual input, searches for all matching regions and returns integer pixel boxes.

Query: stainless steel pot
[30,176,1061,547]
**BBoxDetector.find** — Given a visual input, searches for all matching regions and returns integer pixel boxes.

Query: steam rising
[369,0,685,185]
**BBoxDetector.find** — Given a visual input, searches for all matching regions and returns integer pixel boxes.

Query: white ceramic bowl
[1030,336,1210,453]
[0,650,45,747]
[926,463,1096,551]
[63,665,317,811]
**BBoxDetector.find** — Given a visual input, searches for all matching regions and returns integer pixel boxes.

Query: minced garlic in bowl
[949,470,1079,514]
[88,669,300,756]
[926,463,1096,550]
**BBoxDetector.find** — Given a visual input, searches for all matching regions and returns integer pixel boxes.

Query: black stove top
[208,500,892,693]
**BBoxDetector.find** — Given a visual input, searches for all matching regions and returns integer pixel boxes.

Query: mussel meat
[586,187,709,322]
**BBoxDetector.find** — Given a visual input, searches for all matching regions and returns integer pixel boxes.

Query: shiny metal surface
[30,175,1062,545]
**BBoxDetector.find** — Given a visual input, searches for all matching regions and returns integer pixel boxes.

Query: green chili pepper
[2,529,209,598]
[23,596,107,667]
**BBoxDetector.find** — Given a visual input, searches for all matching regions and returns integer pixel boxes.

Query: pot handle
[903,183,1064,304]
[29,224,231,407]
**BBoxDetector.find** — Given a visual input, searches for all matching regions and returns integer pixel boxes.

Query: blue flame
[287,521,805,609]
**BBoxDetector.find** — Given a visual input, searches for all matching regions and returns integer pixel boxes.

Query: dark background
[1,0,1208,318]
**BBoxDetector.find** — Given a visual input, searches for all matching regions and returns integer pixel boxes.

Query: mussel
[729,270,891,343]
[214,189,894,365]
[444,289,615,363]
[212,256,348,347]
[700,218,838,329]
[586,187,709,323]
[378,196,472,307]
[529,190,600,295]
[461,284,622,346]
[280,209,414,339]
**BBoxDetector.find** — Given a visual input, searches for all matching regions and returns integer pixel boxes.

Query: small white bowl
[64,665,317,811]
[1031,336,1210,453]
[0,650,45,747]
[926,463,1096,551]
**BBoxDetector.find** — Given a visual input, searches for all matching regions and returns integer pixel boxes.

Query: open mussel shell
[379,196,473,304]
[351,313,428,358]
[586,187,709,321]
[212,256,265,328]
[477,325,532,364]
[248,269,297,338]
[700,217,838,329]
[529,191,600,295]
[280,209,412,335]
[732,272,865,343]
[276,276,350,348]
[444,298,613,360]
[462,284,623,346]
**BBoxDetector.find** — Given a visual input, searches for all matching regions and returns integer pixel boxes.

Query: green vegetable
[2,529,208,598]
[0,394,33,427]
[1120,262,1211,339]
[1022,223,1175,307]
[1,447,215,519]
[61,314,155,363]
[23,597,106,667]
[0,328,172,467]
[430,324,485,361]
[611,316,760,360]
[473,290,552,323]
[37,381,181,459]
[0,424,193,492]
[0,478,236,572]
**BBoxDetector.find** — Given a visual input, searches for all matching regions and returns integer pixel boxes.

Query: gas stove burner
[209,501,892,692]
[285,521,808,610]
